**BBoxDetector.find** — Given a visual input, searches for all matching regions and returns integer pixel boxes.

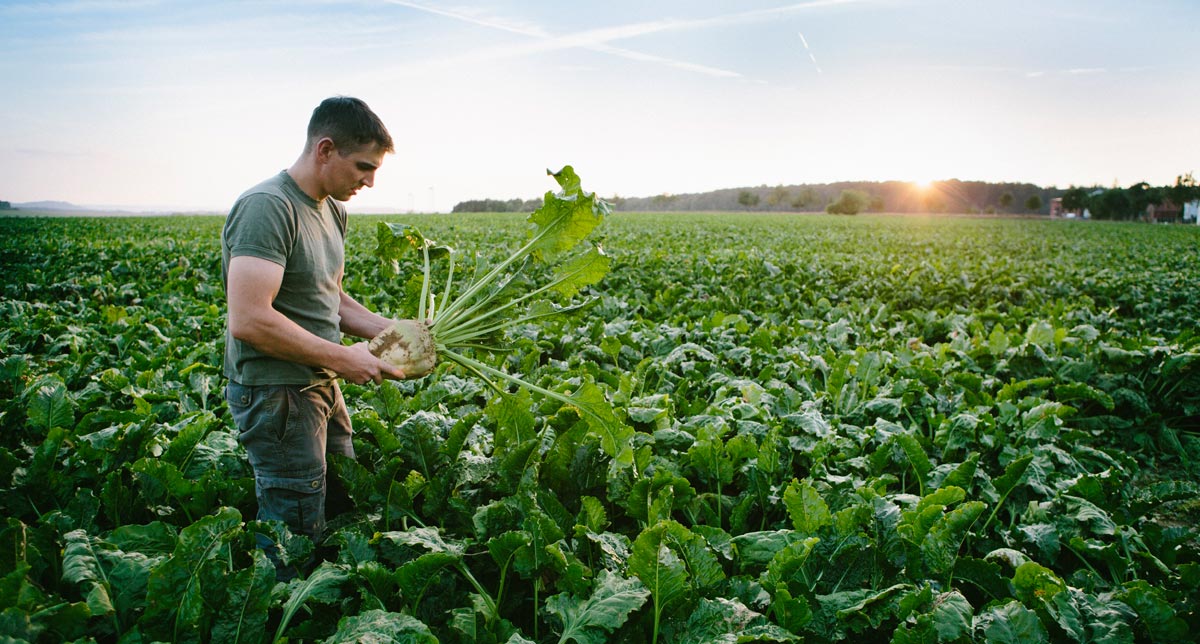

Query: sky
[1,0,1198,213]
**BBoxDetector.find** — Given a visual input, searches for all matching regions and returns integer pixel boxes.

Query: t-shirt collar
[279,170,324,210]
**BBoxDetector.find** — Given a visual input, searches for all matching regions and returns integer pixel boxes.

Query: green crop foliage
[1,211,1198,642]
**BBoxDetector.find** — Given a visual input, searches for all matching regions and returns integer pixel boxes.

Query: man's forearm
[232,306,353,373]
[339,291,394,339]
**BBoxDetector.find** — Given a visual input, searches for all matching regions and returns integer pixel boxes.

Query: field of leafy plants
[2,207,1199,643]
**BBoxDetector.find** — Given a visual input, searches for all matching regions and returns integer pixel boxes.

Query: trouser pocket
[255,473,327,541]
[225,381,345,541]
[226,381,352,580]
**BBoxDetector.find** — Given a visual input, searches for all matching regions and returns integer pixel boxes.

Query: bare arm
[338,289,396,340]
[226,255,404,384]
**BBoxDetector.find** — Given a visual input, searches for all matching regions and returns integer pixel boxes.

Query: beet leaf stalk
[371,166,619,433]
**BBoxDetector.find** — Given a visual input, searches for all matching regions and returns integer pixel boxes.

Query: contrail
[798,31,823,74]
[380,0,861,79]
[379,0,742,78]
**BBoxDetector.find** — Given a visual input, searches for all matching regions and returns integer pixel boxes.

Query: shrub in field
[826,189,870,215]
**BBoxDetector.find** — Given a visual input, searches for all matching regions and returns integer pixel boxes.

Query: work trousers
[225,380,354,552]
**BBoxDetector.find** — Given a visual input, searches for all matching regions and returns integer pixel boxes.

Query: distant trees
[605,181,1059,213]
[652,193,679,208]
[1089,188,1134,220]
[766,185,790,208]
[791,188,819,209]
[1034,178,1197,221]
[452,198,539,213]
[826,190,869,215]
[998,192,1014,212]
[0,201,11,211]
[1069,176,1197,221]
[1061,187,1089,213]
[1168,172,1200,208]
[1125,182,1161,215]
[455,175,1199,220]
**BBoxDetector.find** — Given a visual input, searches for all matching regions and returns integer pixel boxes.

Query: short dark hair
[305,96,394,154]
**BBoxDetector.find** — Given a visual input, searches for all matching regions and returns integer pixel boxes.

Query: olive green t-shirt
[221,171,348,385]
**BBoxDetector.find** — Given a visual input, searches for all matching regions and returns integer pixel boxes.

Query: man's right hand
[336,342,406,384]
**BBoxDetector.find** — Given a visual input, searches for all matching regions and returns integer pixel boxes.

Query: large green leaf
[514,511,564,578]
[809,584,909,640]
[688,425,735,489]
[577,496,608,534]
[159,411,217,475]
[931,590,973,641]
[211,549,274,644]
[1060,495,1117,536]
[896,434,933,483]
[60,527,116,618]
[545,569,649,644]
[487,530,531,570]
[625,469,697,525]
[374,526,465,558]
[548,245,611,299]
[974,600,1048,643]
[323,609,438,643]
[26,382,74,431]
[886,587,967,644]
[1053,590,1135,643]
[762,537,820,592]
[1117,580,1188,643]
[940,452,980,491]
[662,521,725,590]
[730,530,802,569]
[1024,321,1057,348]
[921,501,985,577]
[528,166,608,262]
[572,382,632,464]
[274,561,351,643]
[374,222,452,274]
[1054,382,1115,411]
[953,557,1011,602]
[396,411,450,480]
[141,507,243,644]
[487,390,538,458]
[899,487,967,544]
[629,521,691,623]
[396,552,461,608]
[1012,561,1065,606]
[783,479,831,535]
[669,597,800,643]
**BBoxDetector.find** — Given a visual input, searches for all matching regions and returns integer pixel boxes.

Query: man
[221,96,406,575]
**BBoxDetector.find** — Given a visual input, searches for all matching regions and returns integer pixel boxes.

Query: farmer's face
[323,141,386,202]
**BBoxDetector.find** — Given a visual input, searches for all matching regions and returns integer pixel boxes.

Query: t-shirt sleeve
[224,193,295,267]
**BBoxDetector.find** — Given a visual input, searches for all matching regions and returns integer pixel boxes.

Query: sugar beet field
[2,211,1199,643]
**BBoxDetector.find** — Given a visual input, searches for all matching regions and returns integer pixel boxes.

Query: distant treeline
[451,198,541,213]
[608,181,1065,214]
[451,180,1070,215]
[451,175,1199,218]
